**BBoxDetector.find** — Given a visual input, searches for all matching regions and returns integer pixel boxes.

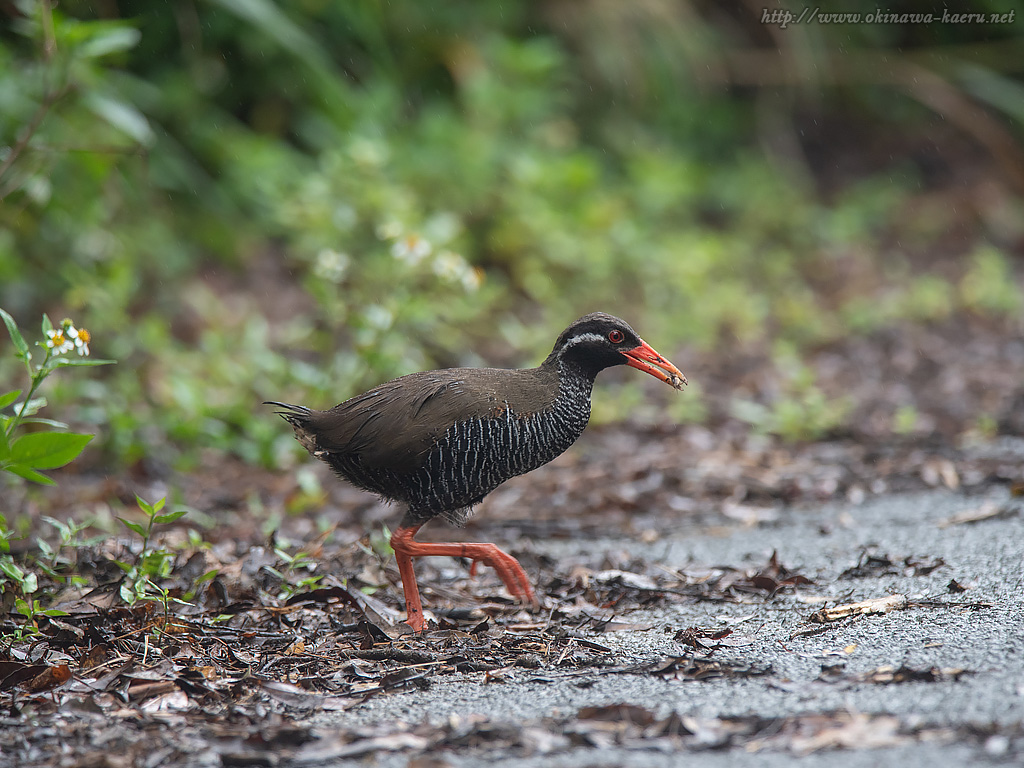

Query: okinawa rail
[267,312,686,632]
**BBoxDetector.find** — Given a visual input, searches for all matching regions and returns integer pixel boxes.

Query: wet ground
[329,486,1024,767]
[3,454,1022,766]
[3,308,1024,766]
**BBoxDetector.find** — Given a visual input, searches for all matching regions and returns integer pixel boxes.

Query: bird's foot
[464,545,538,607]
[390,526,538,634]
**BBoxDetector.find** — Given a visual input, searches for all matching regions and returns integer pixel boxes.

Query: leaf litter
[4,311,1023,764]
[3,518,1008,766]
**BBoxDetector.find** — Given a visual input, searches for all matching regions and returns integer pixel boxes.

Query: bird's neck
[542,341,607,381]
[539,355,598,417]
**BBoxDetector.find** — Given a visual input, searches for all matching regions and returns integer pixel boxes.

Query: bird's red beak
[623,340,688,390]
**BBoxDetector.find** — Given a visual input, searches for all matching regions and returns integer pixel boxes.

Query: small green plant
[116,495,187,607]
[732,352,852,442]
[1,309,113,485]
[0,520,69,640]
[366,523,394,561]
[268,545,323,599]
[892,405,920,436]
[34,515,97,584]
[0,524,36,638]
[960,246,1023,317]
[182,568,219,603]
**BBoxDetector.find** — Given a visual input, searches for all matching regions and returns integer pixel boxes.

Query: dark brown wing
[295,367,559,471]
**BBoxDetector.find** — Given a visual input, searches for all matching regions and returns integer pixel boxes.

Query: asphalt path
[317,487,1024,767]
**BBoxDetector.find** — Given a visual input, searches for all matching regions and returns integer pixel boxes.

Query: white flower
[313,249,349,283]
[45,328,73,355]
[391,233,432,265]
[432,249,465,280]
[375,220,404,241]
[349,137,388,168]
[432,250,482,292]
[73,327,91,356]
[462,267,484,292]
[423,212,461,245]
[363,305,393,330]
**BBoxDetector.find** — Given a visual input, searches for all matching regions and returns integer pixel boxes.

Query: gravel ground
[318,487,1024,767]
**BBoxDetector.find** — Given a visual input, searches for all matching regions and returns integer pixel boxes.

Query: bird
[267,312,686,632]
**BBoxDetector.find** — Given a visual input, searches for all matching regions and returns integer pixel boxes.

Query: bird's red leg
[390,526,427,633]
[390,525,537,633]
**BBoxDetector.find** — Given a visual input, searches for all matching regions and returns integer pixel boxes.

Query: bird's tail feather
[263,400,313,425]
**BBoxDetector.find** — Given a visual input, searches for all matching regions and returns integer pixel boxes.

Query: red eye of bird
[608,329,624,344]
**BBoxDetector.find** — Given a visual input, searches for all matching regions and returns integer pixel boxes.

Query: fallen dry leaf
[26,664,72,692]
[809,594,908,623]
[858,664,969,684]
[787,713,906,754]
[937,502,1018,528]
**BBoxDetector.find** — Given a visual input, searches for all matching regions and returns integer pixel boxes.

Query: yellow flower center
[78,328,91,344]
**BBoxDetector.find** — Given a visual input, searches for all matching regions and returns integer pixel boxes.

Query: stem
[140,517,154,563]
[40,0,56,61]
[6,349,51,439]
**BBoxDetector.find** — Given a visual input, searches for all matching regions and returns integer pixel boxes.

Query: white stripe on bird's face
[558,332,606,352]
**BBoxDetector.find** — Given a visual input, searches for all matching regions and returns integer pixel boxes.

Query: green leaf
[19,417,70,429]
[152,497,166,514]
[0,391,22,410]
[53,356,116,368]
[84,93,155,146]
[35,538,54,559]
[119,582,137,605]
[11,397,46,418]
[10,432,93,469]
[3,464,56,485]
[0,309,29,360]
[208,0,341,100]
[195,569,219,585]
[41,314,53,335]
[21,572,37,594]
[0,559,26,581]
[154,509,187,525]
[119,518,147,537]
[77,25,141,59]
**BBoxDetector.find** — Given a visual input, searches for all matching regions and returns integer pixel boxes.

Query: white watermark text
[761,8,1015,29]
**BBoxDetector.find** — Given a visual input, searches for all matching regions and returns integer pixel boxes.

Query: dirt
[2,309,1024,767]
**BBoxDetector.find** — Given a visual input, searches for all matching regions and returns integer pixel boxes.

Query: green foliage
[367,523,394,561]
[960,246,1022,316]
[1,0,1022,477]
[35,515,97,578]
[732,348,853,443]
[266,545,323,600]
[1,309,112,485]
[116,495,188,607]
[0,516,80,639]
[892,405,920,436]
[283,467,326,514]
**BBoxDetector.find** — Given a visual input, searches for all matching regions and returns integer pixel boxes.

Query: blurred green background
[2,0,1023,481]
